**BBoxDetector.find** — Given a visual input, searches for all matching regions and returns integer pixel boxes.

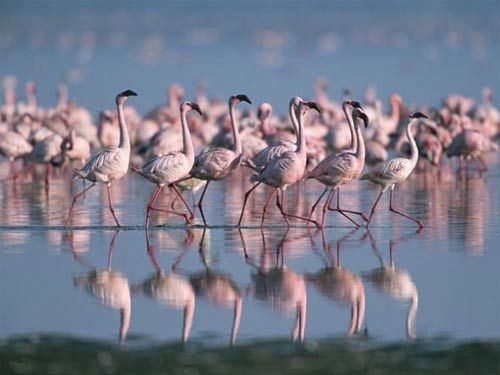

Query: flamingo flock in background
[0,78,499,230]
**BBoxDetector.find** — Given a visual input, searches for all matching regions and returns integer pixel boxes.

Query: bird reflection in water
[133,230,195,343]
[190,228,242,345]
[241,228,307,342]
[306,229,365,336]
[362,230,419,339]
[69,230,131,343]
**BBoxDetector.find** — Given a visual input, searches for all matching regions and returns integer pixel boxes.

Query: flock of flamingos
[1,80,498,230]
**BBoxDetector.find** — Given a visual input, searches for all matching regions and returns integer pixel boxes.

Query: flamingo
[131,101,202,227]
[134,231,195,343]
[238,97,321,228]
[361,112,427,230]
[65,89,137,227]
[246,99,300,172]
[306,230,365,336]
[362,233,418,339]
[307,103,369,228]
[70,231,131,343]
[0,128,33,180]
[190,94,251,226]
[241,229,307,342]
[190,229,242,345]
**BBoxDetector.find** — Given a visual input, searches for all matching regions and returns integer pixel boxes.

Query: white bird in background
[361,112,428,231]
[190,94,252,226]
[131,101,202,227]
[66,89,137,227]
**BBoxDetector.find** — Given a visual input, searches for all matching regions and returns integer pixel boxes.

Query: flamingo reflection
[362,231,419,339]
[241,229,307,342]
[306,229,365,335]
[133,230,195,343]
[69,231,131,343]
[190,229,242,345]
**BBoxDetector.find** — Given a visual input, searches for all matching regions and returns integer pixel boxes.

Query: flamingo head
[257,102,273,121]
[116,89,137,105]
[409,112,428,120]
[182,101,203,116]
[303,101,321,115]
[231,94,252,105]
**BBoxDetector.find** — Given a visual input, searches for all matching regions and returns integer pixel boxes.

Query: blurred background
[1,0,498,112]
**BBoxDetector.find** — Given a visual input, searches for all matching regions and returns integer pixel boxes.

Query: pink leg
[171,184,194,222]
[260,188,277,228]
[389,189,424,230]
[197,181,211,227]
[330,189,368,222]
[277,189,320,228]
[65,183,96,226]
[276,190,291,227]
[366,190,384,227]
[320,189,335,228]
[149,186,192,225]
[327,189,363,227]
[307,186,329,227]
[106,184,121,227]
[146,186,161,228]
[238,182,261,226]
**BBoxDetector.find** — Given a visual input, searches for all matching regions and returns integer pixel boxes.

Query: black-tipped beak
[121,89,138,97]
[360,113,369,128]
[189,102,203,116]
[236,94,252,104]
[305,101,321,114]
[350,100,363,109]
[409,112,428,119]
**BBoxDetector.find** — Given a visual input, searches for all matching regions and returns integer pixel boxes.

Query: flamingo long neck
[117,100,131,151]
[180,106,195,163]
[343,103,357,152]
[260,116,273,136]
[406,119,419,166]
[296,107,307,159]
[229,100,242,155]
[120,303,131,343]
[390,98,400,124]
[354,114,366,162]
[406,293,418,339]
[289,100,300,145]
[230,296,242,346]
[182,297,195,343]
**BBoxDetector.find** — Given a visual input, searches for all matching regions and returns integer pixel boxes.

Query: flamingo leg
[307,186,328,227]
[106,184,121,227]
[477,156,488,172]
[149,185,191,225]
[332,189,369,222]
[145,185,161,228]
[171,184,194,222]
[275,190,291,227]
[238,182,261,226]
[326,188,360,227]
[197,181,211,227]
[65,183,96,226]
[320,189,335,228]
[260,188,277,228]
[389,189,424,230]
[277,189,320,228]
[366,190,384,227]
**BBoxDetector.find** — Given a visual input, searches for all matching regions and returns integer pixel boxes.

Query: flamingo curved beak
[235,94,252,104]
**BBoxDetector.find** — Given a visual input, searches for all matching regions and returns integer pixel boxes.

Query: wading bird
[131,101,202,227]
[238,97,321,228]
[361,112,427,230]
[65,90,137,227]
[307,102,369,228]
[190,94,251,226]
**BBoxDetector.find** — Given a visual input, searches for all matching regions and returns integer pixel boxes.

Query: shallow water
[1,156,499,349]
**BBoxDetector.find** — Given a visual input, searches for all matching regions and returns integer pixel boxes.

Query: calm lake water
[1,1,500,373]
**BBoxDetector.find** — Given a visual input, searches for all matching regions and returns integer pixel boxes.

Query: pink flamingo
[65,90,137,227]
[190,94,251,226]
[238,97,321,228]
[307,103,369,228]
[361,112,427,230]
[131,101,202,227]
